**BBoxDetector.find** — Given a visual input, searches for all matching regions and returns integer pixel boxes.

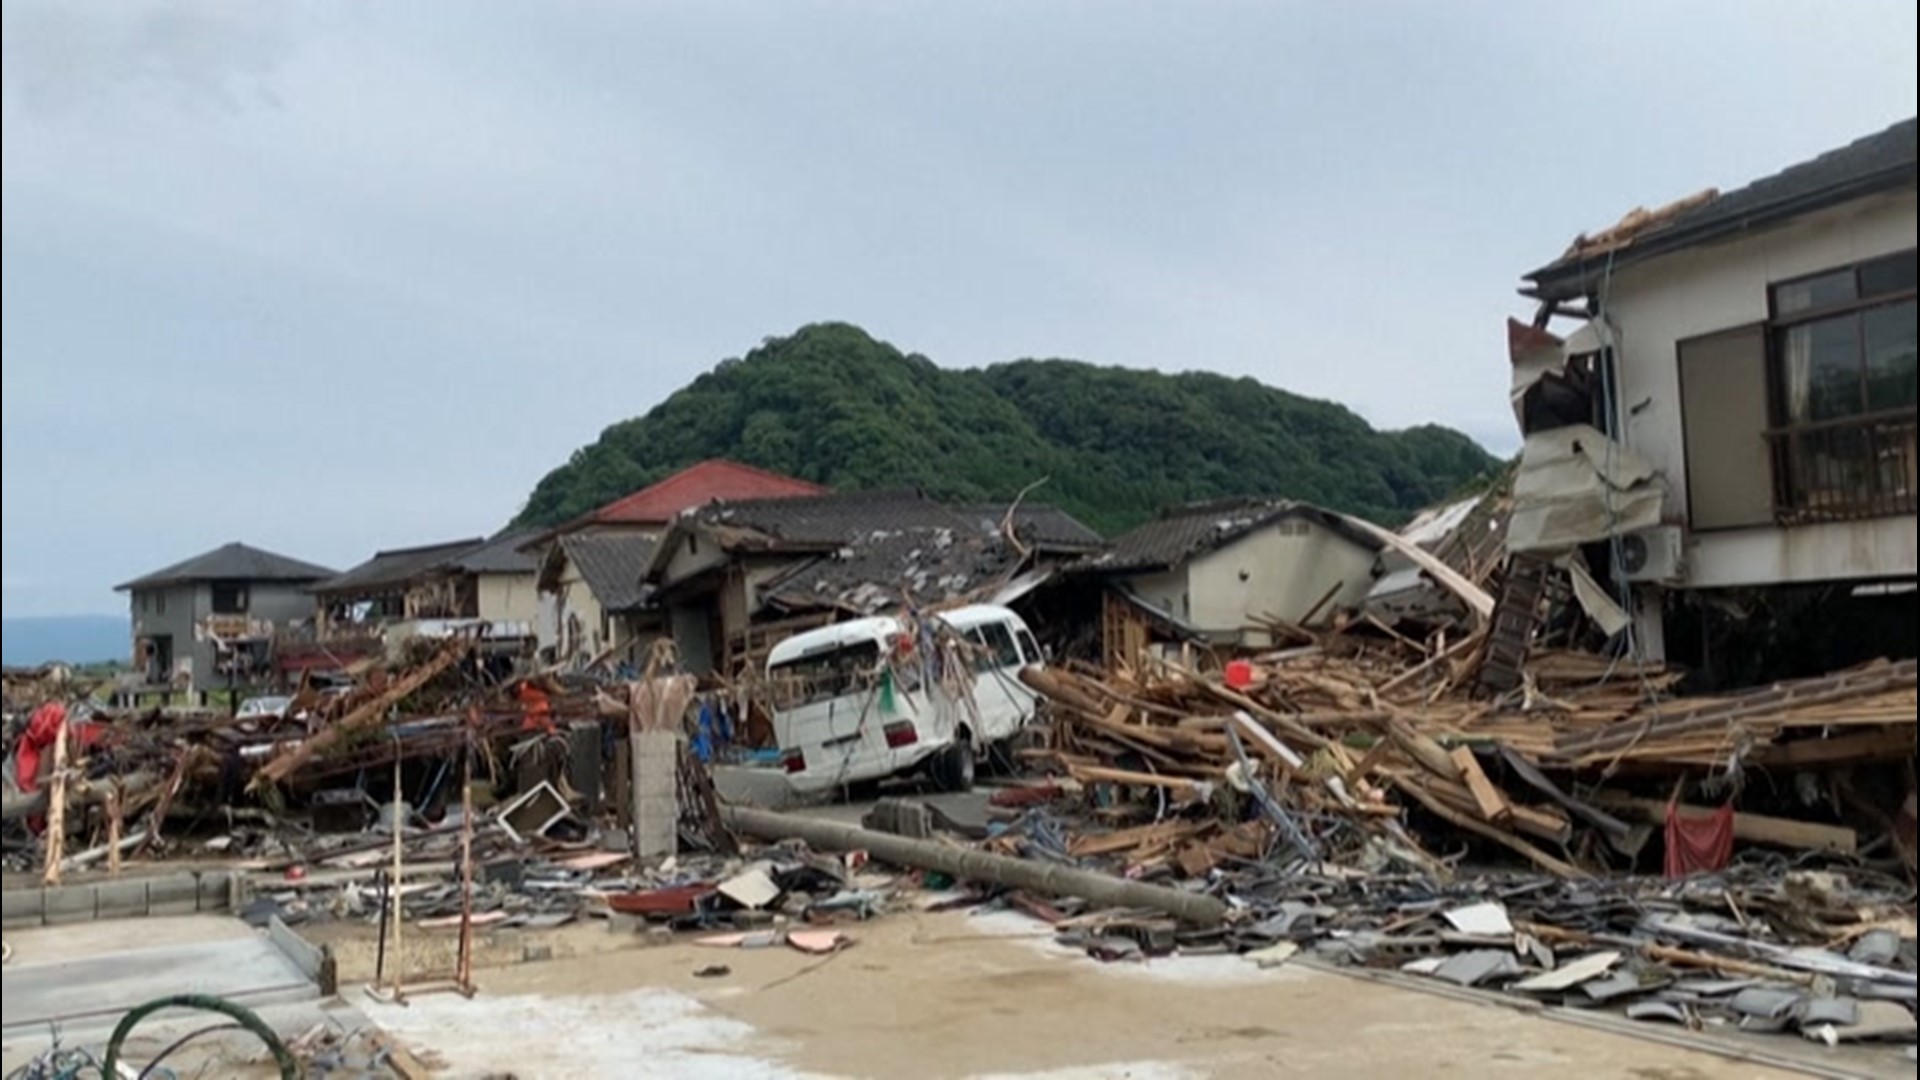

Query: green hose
[99,994,301,1080]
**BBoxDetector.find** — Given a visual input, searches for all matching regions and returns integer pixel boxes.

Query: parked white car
[766,604,1043,796]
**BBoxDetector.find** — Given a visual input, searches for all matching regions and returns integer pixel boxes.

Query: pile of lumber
[1015,646,1917,880]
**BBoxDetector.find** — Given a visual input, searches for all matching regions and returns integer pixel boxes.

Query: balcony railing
[1767,409,1918,525]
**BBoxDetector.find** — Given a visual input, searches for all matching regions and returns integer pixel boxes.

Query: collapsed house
[310,531,541,658]
[643,489,1104,676]
[1076,498,1387,665]
[1511,116,1917,689]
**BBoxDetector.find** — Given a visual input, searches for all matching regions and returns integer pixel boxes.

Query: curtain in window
[1782,323,1815,423]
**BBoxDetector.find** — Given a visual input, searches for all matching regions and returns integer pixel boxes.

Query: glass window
[1864,299,1918,412]
[1774,270,1856,316]
[1781,315,1863,423]
[965,623,1022,671]
[1860,251,1918,299]
[211,582,250,614]
[768,640,880,709]
[1016,629,1041,665]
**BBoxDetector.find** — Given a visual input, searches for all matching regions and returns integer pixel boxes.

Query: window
[210,581,250,614]
[768,640,882,710]
[964,622,1023,671]
[1016,628,1042,665]
[154,591,167,615]
[1766,249,1918,522]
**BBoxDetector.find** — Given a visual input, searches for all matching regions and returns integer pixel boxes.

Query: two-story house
[115,541,335,692]
[1515,118,1916,683]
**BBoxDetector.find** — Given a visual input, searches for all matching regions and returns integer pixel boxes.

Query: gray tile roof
[559,532,657,613]
[1079,498,1380,576]
[954,503,1105,550]
[1528,118,1917,300]
[761,525,1022,615]
[442,528,540,575]
[696,489,1102,553]
[116,542,336,592]
[312,539,483,595]
[698,489,963,547]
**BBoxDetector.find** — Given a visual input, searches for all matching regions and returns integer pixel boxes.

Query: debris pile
[1014,646,1916,881]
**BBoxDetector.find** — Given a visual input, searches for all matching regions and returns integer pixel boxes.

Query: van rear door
[768,638,884,745]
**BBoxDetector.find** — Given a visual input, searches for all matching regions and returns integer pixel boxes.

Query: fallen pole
[721,804,1230,926]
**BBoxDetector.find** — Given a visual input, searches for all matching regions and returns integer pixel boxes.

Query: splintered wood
[1018,632,1916,878]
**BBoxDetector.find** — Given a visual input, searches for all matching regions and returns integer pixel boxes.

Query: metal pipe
[721,804,1229,925]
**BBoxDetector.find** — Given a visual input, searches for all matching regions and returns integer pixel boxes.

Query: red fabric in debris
[1664,799,1735,878]
[517,683,554,734]
[15,702,68,795]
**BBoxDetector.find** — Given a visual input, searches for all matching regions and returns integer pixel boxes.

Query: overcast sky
[4,1,1916,617]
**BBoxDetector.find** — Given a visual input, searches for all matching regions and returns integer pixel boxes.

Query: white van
[765,604,1044,796]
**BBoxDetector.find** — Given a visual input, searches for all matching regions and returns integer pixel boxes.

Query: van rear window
[769,640,883,709]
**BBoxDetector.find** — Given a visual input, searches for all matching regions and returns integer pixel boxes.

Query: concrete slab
[2,917,317,1036]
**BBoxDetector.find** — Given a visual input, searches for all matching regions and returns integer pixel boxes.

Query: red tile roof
[589,460,827,526]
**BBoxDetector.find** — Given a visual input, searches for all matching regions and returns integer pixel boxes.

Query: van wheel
[931,744,975,793]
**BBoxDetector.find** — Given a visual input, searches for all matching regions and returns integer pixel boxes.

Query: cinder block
[196,871,231,912]
[0,887,47,927]
[148,874,198,916]
[93,878,151,919]
[42,884,98,925]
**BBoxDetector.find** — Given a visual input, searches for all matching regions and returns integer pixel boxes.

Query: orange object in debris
[517,682,555,734]
[1224,660,1254,690]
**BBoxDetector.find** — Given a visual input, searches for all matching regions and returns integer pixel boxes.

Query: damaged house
[1513,117,1917,687]
[311,531,540,653]
[517,459,827,663]
[1078,498,1387,665]
[115,542,336,696]
[534,531,661,665]
[642,489,1104,676]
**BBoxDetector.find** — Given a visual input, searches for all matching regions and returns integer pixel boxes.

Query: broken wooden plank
[252,642,468,788]
[1591,793,1857,855]
[1449,746,1514,825]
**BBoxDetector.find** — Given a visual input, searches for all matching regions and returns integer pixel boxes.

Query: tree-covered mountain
[518,323,1500,536]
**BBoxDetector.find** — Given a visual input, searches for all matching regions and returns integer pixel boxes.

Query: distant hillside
[2,615,127,667]
[518,323,1501,535]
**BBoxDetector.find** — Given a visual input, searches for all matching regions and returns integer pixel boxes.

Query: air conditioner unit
[1617,525,1687,584]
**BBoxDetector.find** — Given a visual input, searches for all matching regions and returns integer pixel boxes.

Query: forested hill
[516,323,1500,535]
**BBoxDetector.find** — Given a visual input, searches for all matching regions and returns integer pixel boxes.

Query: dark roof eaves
[1524,163,1916,302]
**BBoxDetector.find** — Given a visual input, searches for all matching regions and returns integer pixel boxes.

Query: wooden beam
[1761,727,1914,767]
[1591,793,1857,855]
[1449,747,1514,825]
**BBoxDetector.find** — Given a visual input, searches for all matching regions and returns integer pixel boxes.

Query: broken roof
[312,539,484,596]
[1080,498,1381,576]
[955,503,1106,550]
[116,542,336,592]
[760,525,1025,615]
[553,532,657,613]
[1526,118,1918,302]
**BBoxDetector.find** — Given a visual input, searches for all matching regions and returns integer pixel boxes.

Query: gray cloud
[3,0,1916,615]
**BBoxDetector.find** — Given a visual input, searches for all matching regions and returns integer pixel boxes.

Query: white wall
[1186,520,1379,635]
[1121,520,1379,642]
[1600,191,1918,588]
[476,572,540,626]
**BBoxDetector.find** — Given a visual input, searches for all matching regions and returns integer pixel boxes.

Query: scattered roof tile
[1080,498,1380,576]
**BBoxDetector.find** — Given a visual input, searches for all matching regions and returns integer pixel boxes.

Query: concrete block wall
[1,870,238,928]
